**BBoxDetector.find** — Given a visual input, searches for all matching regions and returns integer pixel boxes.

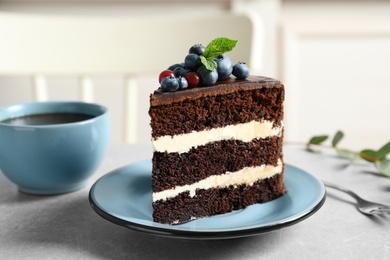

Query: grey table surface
[1,143,389,260]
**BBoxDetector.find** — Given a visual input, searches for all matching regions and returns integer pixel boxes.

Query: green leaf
[359,142,390,163]
[336,148,360,161]
[203,37,238,59]
[306,146,321,153]
[359,149,380,163]
[199,56,217,71]
[376,141,390,160]
[308,135,328,145]
[305,131,390,178]
[332,130,344,147]
[306,135,328,153]
[374,159,390,177]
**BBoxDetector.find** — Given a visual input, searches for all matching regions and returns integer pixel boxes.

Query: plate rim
[89,161,326,240]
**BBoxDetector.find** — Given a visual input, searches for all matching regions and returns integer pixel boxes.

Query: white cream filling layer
[152,159,283,202]
[152,120,283,154]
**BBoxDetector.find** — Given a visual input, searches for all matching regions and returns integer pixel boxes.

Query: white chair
[0,12,263,143]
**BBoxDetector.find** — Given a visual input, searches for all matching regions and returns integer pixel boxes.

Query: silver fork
[323,181,390,215]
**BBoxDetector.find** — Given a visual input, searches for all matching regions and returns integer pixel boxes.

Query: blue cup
[0,101,110,195]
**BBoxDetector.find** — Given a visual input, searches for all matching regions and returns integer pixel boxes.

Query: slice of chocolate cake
[149,76,286,224]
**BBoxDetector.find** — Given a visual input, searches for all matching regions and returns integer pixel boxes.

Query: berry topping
[158,37,250,92]
[184,53,201,71]
[167,63,184,71]
[161,76,179,92]
[214,54,233,81]
[173,66,190,77]
[189,44,205,55]
[185,72,200,88]
[159,70,175,83]
[232,62,249,79]
[197,65,218,86]
[177,76,189,90]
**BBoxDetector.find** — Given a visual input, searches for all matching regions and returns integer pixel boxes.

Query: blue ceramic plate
[89,160,326,240]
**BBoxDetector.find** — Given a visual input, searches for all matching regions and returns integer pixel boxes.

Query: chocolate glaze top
[150,75,283,106]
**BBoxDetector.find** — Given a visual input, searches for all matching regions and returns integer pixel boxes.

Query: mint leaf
[200,56,217,71]
[203,37,238,59]
[332,130,344,147]
[200,37,238,71]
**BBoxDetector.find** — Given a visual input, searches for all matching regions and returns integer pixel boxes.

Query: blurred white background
[1,0,389,151]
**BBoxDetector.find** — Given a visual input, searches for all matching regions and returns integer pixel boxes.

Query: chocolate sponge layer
[152,135,283,192]
[152,171,287,224]
[149,76,284,138]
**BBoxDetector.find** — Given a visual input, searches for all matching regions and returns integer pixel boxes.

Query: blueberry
[214,54,233,81]
[189,44,205,55]
[167,63,184,71]
[173,66,190,77]
[232,62,249,79]
[184,53,201,71]
[177,76,188,90]
[161,76,179,92]
[197,65,218,86]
